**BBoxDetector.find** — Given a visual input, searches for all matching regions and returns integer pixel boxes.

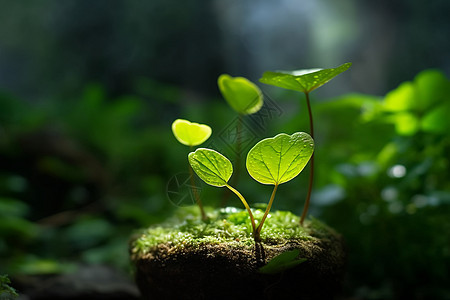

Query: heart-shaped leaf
[259,62,352,93]
[246,132,314,185]
[259,249,307,274]
[172,119,212,146]
[188,148,233,187]
[218,74,263,115]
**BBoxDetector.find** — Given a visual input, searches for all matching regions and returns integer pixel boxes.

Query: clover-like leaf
[218,74,263,115]
[246,132,314,185]
[259,249,307,274]
[259,62,352,93]
[172,119,212,146]
[188,148,233,187]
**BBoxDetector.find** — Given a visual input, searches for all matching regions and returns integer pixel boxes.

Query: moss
[130,206,333,258]
[130,206,346,299]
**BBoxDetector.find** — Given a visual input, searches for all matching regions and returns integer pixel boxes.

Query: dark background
[0,1,449,299]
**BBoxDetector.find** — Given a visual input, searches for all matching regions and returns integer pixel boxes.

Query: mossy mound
[130,206,346,300]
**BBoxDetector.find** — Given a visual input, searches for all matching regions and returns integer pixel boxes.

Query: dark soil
[132,231,346,300]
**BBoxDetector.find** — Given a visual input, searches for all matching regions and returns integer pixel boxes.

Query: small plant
[172,118,212,220]
[217,74,263,186]
[188,132,314,242]
[260,63,352,224]
[131,67,352,299]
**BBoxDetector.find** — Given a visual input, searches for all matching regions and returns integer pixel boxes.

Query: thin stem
[300,154,314,225]
[300,92,314,225]
[189,146,207,221]
[235,113,243,171]
[256,184,278,237]
[225,184,258,240]
[221,114,243,207]
[305,92,314,138]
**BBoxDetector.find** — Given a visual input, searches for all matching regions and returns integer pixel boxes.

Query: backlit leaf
[259,62,352,93]
[172,119,211,146]
[188,148,233,187]
[218,74,263,115]
[246,132,314,185]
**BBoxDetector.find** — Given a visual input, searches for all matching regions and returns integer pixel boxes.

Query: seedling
[217,74,263,186]
[189,132,314,242]
[260,63,352,224]
[172,119,212,220]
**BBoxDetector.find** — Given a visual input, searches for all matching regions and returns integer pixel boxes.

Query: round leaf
[218,74,263,115]
[188,148,233,187]
[259,62,352,93]
[172,119,211,146]
[246,132,314,185]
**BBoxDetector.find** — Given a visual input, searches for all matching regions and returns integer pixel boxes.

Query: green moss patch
[130,206,333,258]
[130,206,345,299]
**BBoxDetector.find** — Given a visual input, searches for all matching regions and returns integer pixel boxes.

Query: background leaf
[188,148,233,187]
[172,119,212,146]
[246,132,314,185]
[218,74,263,115]
[259,62,352,93]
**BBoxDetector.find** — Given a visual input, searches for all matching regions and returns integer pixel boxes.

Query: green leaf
[389,112,419,136]
[421,104,450,133]
[384,82,415,112]
[0,197,29,217]
[246,132,314,185]
[415,69,450,111]
[259,62,352,93]
[188,148,233,187]
[0,274,18,298]
[259,249,307,274]
[172,119,212,146]
[218,74,263,115]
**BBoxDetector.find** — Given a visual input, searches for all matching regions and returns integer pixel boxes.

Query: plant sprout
[189,132,314,242]
[217,74,263,190]
[172,119,212,220]
[260,63,351,225]
[188,148,257,235]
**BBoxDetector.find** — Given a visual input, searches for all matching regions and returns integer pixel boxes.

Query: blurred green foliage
[0,82,180,275]
[307,69,450,299]
[0,69,449,299]
[0,274,18,298]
